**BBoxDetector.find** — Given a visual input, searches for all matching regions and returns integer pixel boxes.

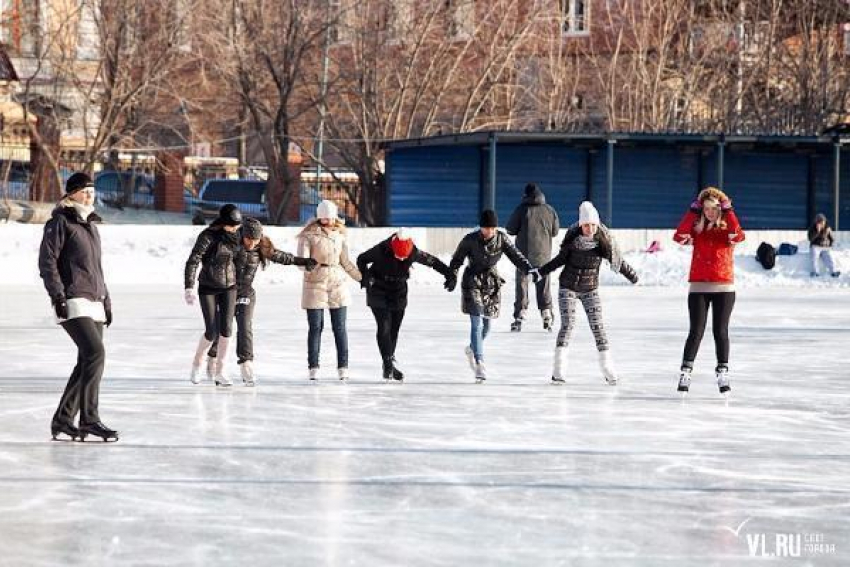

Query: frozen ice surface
[1,283,849,566]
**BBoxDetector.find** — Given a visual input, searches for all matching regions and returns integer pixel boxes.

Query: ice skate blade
[550,377,565,385]
[475,378,486,384]
[51,434,78,442]
[78,434,118,443]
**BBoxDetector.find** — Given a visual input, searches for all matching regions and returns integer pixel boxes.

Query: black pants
[514,269,552,319]
[54,318,105,425]
[209,299,255,364]
[199,288,237,340]
[683,292,736,368]
[371,307,406,362]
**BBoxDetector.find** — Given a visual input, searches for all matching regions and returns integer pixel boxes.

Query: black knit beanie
[242,217,263,239]
[524,183,539,197]
[65,172,93,195]
[479,209,498,228]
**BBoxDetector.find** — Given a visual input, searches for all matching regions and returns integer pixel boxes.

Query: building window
[328,0,351,44]
[388,0,412,42]
[561,0,588,36]
[76,3,99,60]
[446,0,474,40]
[844,25,850,56]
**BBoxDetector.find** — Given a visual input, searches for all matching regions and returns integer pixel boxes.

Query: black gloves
[52,296,68,319]
[444,274,457,292]
[629,272,639,285]
[104,297,113,327]
[529,268,542,284]
[294,257,318,271]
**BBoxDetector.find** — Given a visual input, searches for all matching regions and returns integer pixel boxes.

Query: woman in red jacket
[673,187,745,395]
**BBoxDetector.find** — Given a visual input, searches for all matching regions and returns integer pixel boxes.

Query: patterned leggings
[556,288,609,351]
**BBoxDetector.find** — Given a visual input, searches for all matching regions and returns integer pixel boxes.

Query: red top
[673,210,745,284]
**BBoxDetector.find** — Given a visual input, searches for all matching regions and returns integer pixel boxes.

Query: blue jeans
[307,308,348,369]
[469,315,491,363]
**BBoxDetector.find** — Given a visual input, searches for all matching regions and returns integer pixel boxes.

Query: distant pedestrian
[808,213,840,278]
[505,183,560,332]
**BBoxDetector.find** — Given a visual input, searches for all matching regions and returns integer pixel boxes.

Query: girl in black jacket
[184,204,242,386]
[539,202,638,385]
[38,172,117,442]
[356,229,452,381]
[448,210,536,382]
[207,217,317,385]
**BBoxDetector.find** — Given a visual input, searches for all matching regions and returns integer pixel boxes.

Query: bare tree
[320,0,543,225]
[12,0,196,203]
[200,0,333,225]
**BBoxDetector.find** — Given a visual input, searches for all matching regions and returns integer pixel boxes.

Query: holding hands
[444,273,457,292]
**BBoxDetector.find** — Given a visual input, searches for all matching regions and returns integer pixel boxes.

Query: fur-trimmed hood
[298,217,347,238]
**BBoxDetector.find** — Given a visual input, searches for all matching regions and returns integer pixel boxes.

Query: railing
[299,179,361,225]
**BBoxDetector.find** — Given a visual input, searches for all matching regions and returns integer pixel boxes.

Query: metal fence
[299,179,362,225]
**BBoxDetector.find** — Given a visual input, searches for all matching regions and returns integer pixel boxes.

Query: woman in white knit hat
[538,201,638,385]
[296,200,362,380]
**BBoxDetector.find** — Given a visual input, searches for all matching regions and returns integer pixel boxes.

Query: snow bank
[1,223,847,288]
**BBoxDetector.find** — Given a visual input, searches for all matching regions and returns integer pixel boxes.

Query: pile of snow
[1,223,847,288]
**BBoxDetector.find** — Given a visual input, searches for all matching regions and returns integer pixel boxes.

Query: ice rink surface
[1,283,848,566]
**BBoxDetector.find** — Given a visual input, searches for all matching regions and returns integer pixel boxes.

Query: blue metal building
[384,132,849,229]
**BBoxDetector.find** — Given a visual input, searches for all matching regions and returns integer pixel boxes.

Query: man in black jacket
[505,183,560,332]
[357,229,452,381]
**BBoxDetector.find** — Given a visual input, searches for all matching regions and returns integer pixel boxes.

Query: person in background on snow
[808,213,840,278]
[538,201,638,386]
[356,228,453,381]
[184,204,243,387]
[38,172,118,442]
[297,200,362,381]
[207,217,317,386]
[505,182,560,332]
[673,187,745,395]
[447,209,537,382]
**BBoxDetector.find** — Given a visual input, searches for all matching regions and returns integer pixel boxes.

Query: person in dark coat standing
[357,229,453,381]
[539,202,638,386]
[505,183,560,332]
[38,172,117,442]
[808,213,839,277]
[184,204,242,387]
[447,210,538,382]
[207,217,317,386]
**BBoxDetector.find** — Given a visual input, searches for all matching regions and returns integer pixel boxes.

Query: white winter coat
[297,219,361,309]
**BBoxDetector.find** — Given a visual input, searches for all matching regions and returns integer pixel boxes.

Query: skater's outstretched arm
[448,237,471,274]
[184,230,214,289]
[501,232,534,274]
[339,241,362,282]
[414,249,451,278]
[356,243,380,276]
[618,260,639,284]
[538,231,573,277]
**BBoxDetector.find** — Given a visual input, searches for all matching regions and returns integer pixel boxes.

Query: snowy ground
[1,278,849,565]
